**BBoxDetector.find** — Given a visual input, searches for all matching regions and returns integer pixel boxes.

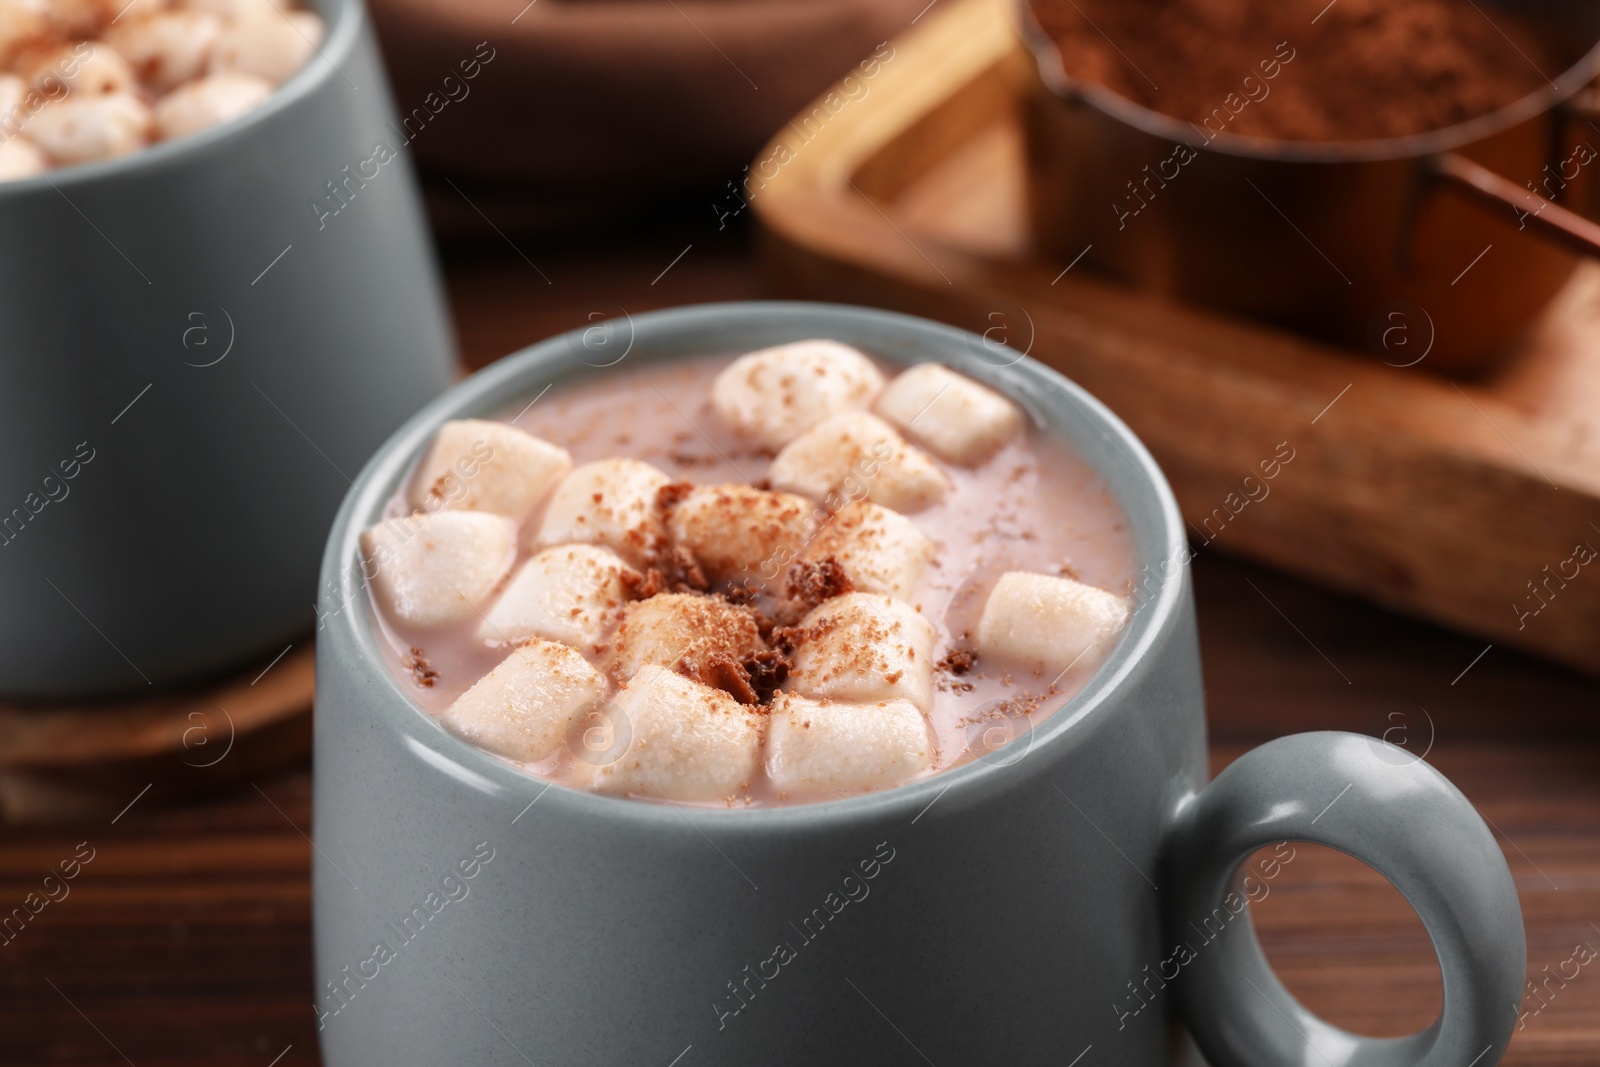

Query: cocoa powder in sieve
[1031,0,1570,141]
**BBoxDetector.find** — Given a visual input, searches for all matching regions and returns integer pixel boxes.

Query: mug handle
[1160,731,1525,1067]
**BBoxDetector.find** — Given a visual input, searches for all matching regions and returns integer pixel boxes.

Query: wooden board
[0,643,313,823]
[752,0,1600,675]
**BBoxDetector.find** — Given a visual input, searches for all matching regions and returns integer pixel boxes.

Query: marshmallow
[976,571,1128,673]
[875,364,1023,466]
[0,4,51,68]
[765,694,932,797]
[442,639,608,763]
[0,71,21,112]
[92,0,165,22]
[361,511,516,629]
[588,665,763,802]
[768,411,949,514]
[667,483,813,588]
[26,92,149,164]
[0,132,45,177]
[0,0,319,175]
[536,458,671,566]
[409,419,571,523]
[711,339,885,450]
[43,0,139,35]
[793,500,932,604]
[181,0,285,17]
[787,592,936,711]
[208,10,320,84]
[152,71,270,139]
[604,592,765,685]
[28,40,136,95]
[477,544,637,652]
[107,11,224,91]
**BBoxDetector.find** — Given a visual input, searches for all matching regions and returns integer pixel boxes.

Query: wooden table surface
[3,217,1597,1066]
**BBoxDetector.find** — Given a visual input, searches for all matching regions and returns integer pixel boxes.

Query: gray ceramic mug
[0,0,455,698]
[313,303,1524,1067]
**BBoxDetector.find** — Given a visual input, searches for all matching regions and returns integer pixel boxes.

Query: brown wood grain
[0,227,1594,1065]
[0,646,315,825]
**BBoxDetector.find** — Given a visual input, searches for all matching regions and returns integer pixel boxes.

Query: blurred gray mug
[0,0,455,698]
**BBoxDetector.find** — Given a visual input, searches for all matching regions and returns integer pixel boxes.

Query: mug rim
[320,300,1190,833]
[0,0,361,197]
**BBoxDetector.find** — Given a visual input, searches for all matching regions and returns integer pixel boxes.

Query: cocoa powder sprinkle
[785,556,855,615]
[938,648,977,676]
[1031,0,1568,141]
[403,647,439,688]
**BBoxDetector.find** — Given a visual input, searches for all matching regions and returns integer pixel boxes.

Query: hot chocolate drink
[362,344,1136,806]
[0,0,324,179]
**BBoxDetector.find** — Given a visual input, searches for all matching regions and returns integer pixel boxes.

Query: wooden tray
[752,0,1600,676]
[0,643,313,823]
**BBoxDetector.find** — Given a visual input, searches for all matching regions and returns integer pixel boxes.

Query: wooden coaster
[752,0,1600,676]
[0,642,314,824]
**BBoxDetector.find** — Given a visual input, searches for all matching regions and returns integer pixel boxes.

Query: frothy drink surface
[364,351,1136,807]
